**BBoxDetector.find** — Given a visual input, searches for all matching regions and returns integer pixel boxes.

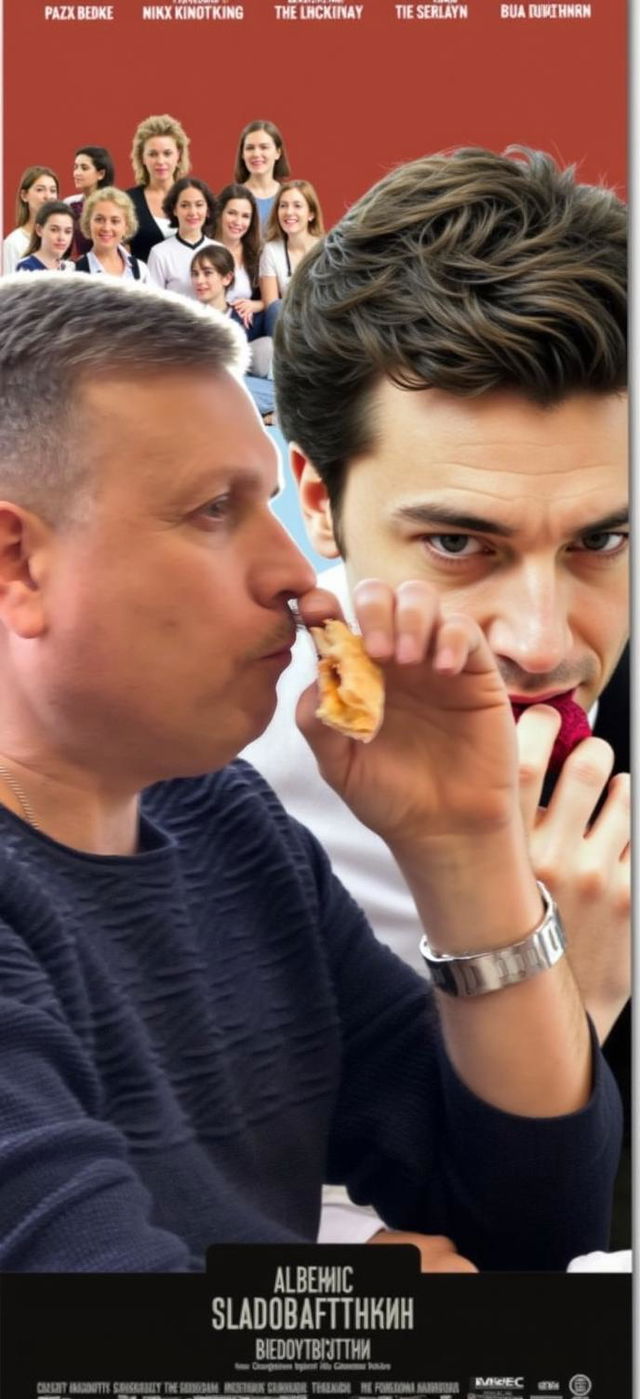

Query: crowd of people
[2,115,325,424]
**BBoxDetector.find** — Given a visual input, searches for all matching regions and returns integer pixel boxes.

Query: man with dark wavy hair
[246,147,629,1248]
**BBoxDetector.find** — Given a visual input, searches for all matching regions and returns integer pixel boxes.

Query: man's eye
[574,531,628,554]
[202,496,231,521]
[424,534,485,558]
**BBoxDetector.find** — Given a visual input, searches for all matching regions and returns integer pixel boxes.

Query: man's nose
[484,563,571,674]
[257,509,317,602]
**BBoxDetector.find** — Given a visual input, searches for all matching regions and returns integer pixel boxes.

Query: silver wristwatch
[419,880,566,997]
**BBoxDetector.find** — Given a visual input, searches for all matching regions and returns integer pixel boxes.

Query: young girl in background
[147,178,218,295]
[3,166,59,274]
[191,244,275,421]
[16,201,75,272]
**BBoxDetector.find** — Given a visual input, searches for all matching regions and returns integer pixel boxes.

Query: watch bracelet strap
[419,880,566,998]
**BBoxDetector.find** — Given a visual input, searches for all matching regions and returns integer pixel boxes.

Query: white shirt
[147,234,221,298]
[259,239,291,297]
[226,261,253,304]
[85,247,150,281]
[2,227,30,274]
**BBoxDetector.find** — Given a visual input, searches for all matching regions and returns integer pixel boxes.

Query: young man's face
[31,369,314,787]
[295,384,628,711]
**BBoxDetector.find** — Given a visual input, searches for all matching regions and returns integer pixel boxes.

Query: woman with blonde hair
[233,119,290,227]
[126,113,191,263]
[259,179,324,326]
[3,165,59,274]
[75,188,149,281]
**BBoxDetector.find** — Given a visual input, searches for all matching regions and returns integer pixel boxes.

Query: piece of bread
[310,619,385,742]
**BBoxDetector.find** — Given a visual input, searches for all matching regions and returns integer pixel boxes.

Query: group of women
[3,115,326,422]
[3,114,324,325]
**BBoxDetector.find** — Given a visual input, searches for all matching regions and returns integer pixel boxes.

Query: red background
[3,1,626,233]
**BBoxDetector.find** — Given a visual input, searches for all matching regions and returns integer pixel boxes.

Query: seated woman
[147,177,218,296]
[74,188,149,281]
[65,145,115,257]
[214,183,265,333]
[126,113,192,263]
[190,244,275,422]
[16,201,75,272]
[233,119,290,228]
[3,166,59,274]
[259,179,325,332]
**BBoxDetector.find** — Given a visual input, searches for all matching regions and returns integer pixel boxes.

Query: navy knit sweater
[0,762,621,1272]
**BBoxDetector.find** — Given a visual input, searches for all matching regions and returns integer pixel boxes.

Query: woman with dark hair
[214,184,264,329]
[65,145,116,257]
[259,179,324,322]
[3,165,59,274]
[233,120,290,227]
[190,244,275,422]
[126,113,191,263]
[16,201,75,273]
[147,178,218,296]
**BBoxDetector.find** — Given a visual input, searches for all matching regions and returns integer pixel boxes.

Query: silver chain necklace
[0,762,40,831]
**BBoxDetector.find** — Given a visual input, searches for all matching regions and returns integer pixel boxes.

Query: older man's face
[296,385,628,712]
[34,369,315,787]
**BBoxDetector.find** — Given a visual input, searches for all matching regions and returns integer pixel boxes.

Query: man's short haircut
[275,147,627,526]
[0,276,247,525]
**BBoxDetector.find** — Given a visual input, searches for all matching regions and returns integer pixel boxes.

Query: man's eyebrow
[390,504,515,537]
[390,503,629,536]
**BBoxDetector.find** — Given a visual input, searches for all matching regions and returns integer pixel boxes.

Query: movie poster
[0,1,630,1395]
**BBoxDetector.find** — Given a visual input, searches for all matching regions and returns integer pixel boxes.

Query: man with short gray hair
[0,274,622,1273]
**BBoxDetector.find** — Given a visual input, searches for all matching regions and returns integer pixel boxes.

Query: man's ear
[290,447,341,559]
[0,504,50,639]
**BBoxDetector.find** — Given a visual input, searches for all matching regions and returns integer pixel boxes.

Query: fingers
[516,705,562,832]
[346,580,491,673]
[584,770,631,875]
[541,736,615,844]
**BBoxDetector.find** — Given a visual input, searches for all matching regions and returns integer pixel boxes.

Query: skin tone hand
[368,1230,478,1273]
[516,706,630,1043]
[232,298,256,327]
[296,579,592,1119]
[297,579,521,852]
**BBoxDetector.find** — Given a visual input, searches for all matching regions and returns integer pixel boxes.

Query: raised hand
[516,705,630,1041]
[296,578,520,852]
